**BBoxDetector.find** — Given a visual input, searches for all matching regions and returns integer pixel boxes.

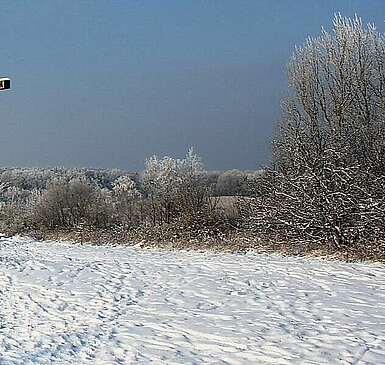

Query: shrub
[33,179,112,229]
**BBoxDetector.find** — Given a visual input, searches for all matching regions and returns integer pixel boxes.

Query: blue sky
[0,1,384,170]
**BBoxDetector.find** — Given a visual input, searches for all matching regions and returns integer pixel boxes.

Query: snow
[0,237,385,364]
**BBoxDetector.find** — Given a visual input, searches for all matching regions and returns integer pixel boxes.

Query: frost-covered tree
[275,14,385,174]
[112,176,141,198]
[110,176,142,225]
[245,15,385,250]
[142,148,208,225]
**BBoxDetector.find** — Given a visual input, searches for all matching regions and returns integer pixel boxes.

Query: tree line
[0,151,258,241]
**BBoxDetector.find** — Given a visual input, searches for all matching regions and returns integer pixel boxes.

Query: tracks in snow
[0,236,385,364]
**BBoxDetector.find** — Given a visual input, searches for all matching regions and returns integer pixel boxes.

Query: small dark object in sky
[0,77,11,90]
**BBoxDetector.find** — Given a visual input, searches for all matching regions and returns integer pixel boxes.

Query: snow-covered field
[0,237,385,364]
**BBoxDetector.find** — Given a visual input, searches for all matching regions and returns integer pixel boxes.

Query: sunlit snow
[0,236,385,364]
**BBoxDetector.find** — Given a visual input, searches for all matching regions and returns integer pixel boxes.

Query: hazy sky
[0,1,384,171]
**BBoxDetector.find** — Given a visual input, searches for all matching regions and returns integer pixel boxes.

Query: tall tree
[246,15,385,250]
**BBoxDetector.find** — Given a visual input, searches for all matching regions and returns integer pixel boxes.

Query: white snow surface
[0,237,385,364]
